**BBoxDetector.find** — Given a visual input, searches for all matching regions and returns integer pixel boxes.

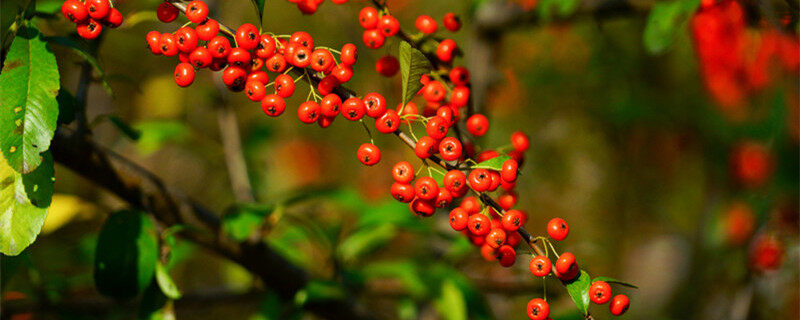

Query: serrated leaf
[250,0,265,26]
[643,0,700,54]
[564,270,591,315]
[94,210,158,300]
[155,262,182,300]
[0,26,60,174]
[22,150,53,208]
[45,36,113,97]
[399,41,432,107]
[0,155,48,255]
[470,155,511,171]
[337,223,397,265]
[435,279,467,320]
[593,276,639,289]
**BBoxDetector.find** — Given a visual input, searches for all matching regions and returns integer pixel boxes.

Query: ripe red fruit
[376,55,400,77]
[208,36,231,58]
[750,234,784,271]
[466,114,489,137]
[341,97,366,121]
[310,49,335,72]
[436,106,457,126]
[266,54,287,72]
[158,33,179,56]
[449,66,470,86]
[443,170,466,193]
[62,0,89,23]
[85,0,110,20]
[414,177,439,201]
[297,101,321,124]
[392,161,415,183]
[414,136,438,159]
[555,252,579,281]
[391,183,415,203]
[363,92,387,118]
[256,34,277,59]
[375,109,400,133]
[468,169,491,192]
[261,94,286,117]
[290,31,314,49]
[426,116,449,139]
[435,188,452,208]
[547,218,569,241]
[410,198,436,217]
[187,47,211,68]
[501,159,518,182]
[103,8,123,28]
[245,80,266,102]
[460,196,480,214]
[274,74,295,98]
[423,81,446,102]
[497,244,516,267]
[501,209,524,231]
[362,29,385,49]
[449,207,468,231]
[486,228,506,248]
[173,63,195,87]
[589,281,612,304]
[156,1,178,23]
[222,66,247,91]
[443,13,462,32]
[449,86,469,107]
[526,298,550,320]
[358,7,379,29]
[511,131,530,152]
[398,102,419,122]
[236,23,260,50]
[731,141,773,188]
[248,71,269,85]
[341,43,358,65]
[77,19,102,39]
[436,39,457,62]
[317,76,340,96]
[196,19,220,41]
[609,294,630,316]
[724,202,755,245]
[288,45,311,68]
[331,64,354,83]
[439,137,462,161]
[377,15,400,37]
[320,94,342,118]
[174,27,198,53]
[415,15,438,34]
[529,255,552,277]
[497,193,517,210]
[357,143,381,166]
[185,0,209,23]
[468,214,491,235]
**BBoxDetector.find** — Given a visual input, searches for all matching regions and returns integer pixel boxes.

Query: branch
[49,128,374,320]
[216,103,255,202]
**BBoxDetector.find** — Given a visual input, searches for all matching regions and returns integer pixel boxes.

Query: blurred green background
[1,0,798,319]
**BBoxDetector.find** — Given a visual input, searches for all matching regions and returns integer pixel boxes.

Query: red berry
[62,0,89,23]
[410,198,436,217]
[317,75,340,96]
[439,137,462,161]
[391,183,415,203]
[443,13,462,32]
[358,7,379,29]
[526,298,549,320]
[466,114,489,137]
[546,218,569,241]
[363,92,387,118]
[460,196,480,214]
[415,15,438,34]
[288,45,312,68]
[76,19,102,39]
[423,81,446,102]
[398,102,420,122]
[156,1,178,23]
[261,94,286,117]
[103,8,123,28]
[297,101,321,124]
[342,97,366,121]
[450,86,469,107]
[497,244,516,267]
[175,27,198,53]
[609,294,630,316]
[311,49,335,73]
[245,80,266,102]
[426,116,449,140]
[511,131,530,152]
[146,31,161,55]
[290,31,314,49]
[435,188,452,208]
[341,43,358,65]
[468,214,490,235]
[222,66,247,91]
[449,207,469,231]
[196,19,220,41]
[158,33,179,56]
[185,0,209,23]
[266,54,287,72]
[208,36,231,58]
[414,176,439,201]
[443,170,466,194]
[486,228,506,248]
[589,281,612,304]
[555,252,579,281]
[501,209,524,231]
[501,159,518,182]
[248,71,269,85]
[256,34,277,59]
[234,23,259,50]
[392,161,415,183]
[331,64,354,83]
[497,193,517,210]
[750,234,784,271]
[377,15,400,37]
[85,0,110,20]
[363,29,385,49]
[174,63,195,87]
[449,66,470,85]
[529,255,551,277]
[414,136,438,159]
[274,74,295,98]
[375,109,400,133]
[468,169,491,192]
[376,55,399,77]
[320,94,342,118]
[436,39,457,62]
[357,143,381,166]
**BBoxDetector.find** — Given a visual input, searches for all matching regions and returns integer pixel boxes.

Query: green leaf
[21,150,53,208]
[0,26,60,173]
[337,224,397,265]
[399,41,432,107]
[593,276,639,289]
[56,89,76,125]
[0,154,47,255]
[564,270,592,315]
[222,203,272,242]
[155,262,182,299]
[45,36,113,97]
[643,0,700,54]
[294,280,346,306]
[94,210,159,300]
[109,116,142,141]
[250,0,265,26]
[435,279,467,320]
[470,155,511,171]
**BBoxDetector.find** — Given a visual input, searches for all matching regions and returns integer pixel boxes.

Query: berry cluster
[60,0,123,39]
[149,0,362,125]
[358,7,461,64]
